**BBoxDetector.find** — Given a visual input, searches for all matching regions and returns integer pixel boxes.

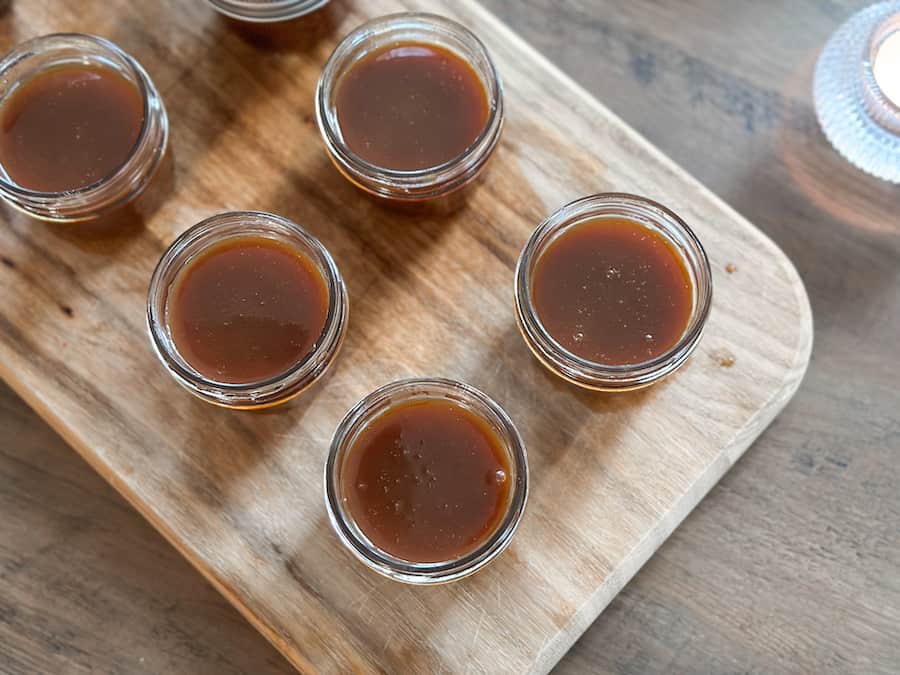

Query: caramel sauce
[168,236,329,384]
[0,64,144,192]
[335,42,489,171]
[342,399,511,563]
[532,217,693,365]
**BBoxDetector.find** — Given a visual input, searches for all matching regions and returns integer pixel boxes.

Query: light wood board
[0,0,813,673]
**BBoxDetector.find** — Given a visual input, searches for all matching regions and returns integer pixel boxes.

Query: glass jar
[205,0,329,22]
[515,193,713,391]
[316,12,504,201]
[325,378,528,584]
[147,211,348,409]
[0,33,168,222]
[814,1,900,183]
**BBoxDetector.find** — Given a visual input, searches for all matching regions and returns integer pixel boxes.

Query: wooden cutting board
[0,1,812,673]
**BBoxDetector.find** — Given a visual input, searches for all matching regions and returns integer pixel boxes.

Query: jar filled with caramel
[316,13,504,201]
[147,211,348,409]
[515,194,713,391]
[325,378,528,584]
[0,34,168,222]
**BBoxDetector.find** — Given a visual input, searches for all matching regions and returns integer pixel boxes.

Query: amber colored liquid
[0,64,144,192]
[335,42,490,171]
[342,399,511,563]
[532,217,693,365]
[168,237,329,385]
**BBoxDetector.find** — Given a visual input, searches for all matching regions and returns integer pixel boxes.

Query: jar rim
[0,33,162,200]
[324,378,529,584]
[146,211,348,409]
[206,0,329,23]
[515,193,713,391]
[315,12,504,200]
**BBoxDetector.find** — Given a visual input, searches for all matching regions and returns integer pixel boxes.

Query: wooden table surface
[0,1,897,673]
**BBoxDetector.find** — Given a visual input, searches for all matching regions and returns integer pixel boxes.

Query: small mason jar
[316,13,504,201]
[0,33,168,222]
[325,378,528,584]
[147,211,348,410]
[515,194,713,392]
[205,0,329,22]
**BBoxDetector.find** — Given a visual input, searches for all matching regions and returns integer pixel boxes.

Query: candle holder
[814,1,900,183]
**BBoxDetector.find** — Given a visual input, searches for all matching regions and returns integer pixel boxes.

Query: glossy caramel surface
[335,42,489,171]
[0,64,144,192]
[532,217,693,365]
[168,236,329,384]
[342,399,511,563]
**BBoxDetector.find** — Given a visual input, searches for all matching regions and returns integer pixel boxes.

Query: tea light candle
[814,2,900,183]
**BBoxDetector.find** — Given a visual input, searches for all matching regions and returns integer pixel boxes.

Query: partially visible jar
[147,211,348,410]
[316,12,504,201]
[0,33,168,222]
[205,0,329,22]
[515,194,713,392]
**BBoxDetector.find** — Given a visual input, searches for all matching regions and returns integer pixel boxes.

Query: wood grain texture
[0,384,292,675]
[0,1,817,674]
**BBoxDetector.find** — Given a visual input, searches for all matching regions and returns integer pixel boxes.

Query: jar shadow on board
[460,321,652,472]
[0,34,168,223]
[266,150,461,331]
[316,13,504,204]
[180,14,327,189]
[39,149,175,253]
[172,387,322,502]
[212,1,338,52]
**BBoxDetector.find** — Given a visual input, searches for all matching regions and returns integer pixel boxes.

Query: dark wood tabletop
[1,1,898,673]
